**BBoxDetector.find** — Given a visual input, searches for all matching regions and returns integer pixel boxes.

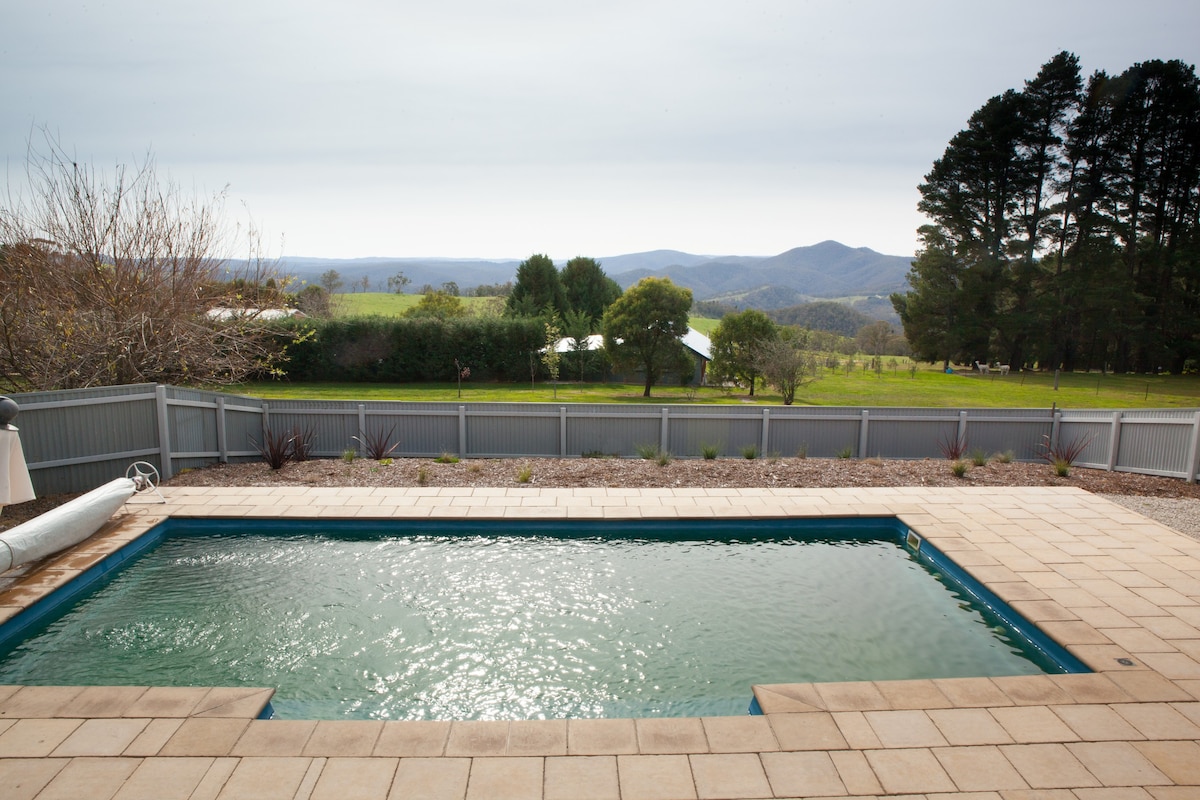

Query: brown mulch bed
[6,456,1197,534]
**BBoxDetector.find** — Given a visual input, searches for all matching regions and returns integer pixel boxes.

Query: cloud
[3,0,1199,258]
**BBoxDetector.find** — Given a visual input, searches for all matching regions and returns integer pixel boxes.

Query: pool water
[0,519,1078,720]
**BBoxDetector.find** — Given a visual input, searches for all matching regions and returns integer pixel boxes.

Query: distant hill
[275,256,520,293]
[770,301,878,338]
[269,241,913,321]
[610,241,912,305]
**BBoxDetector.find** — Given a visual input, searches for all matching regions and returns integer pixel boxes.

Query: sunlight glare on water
[0,530,1050,720]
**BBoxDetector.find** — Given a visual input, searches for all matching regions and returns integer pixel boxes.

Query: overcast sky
[3,1,1198,261]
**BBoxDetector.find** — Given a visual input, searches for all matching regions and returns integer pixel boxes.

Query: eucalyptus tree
[602,277,692,397]
[709,308,778,395]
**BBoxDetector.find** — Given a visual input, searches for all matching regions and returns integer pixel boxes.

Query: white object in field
[0,477,136,572]
[0,425,35,511]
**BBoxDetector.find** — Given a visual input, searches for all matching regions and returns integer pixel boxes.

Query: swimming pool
[0,517,1086,720]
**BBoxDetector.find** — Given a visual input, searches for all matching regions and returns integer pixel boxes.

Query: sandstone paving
[2,486,1200,798]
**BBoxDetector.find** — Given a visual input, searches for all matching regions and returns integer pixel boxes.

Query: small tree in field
[709,308,778,396]
[757,331,821,405]
[560,308,593,383]
[0,132,294,391]
[541,315,562,398]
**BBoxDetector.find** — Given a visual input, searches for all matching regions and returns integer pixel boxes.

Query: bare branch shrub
[0,131,296,391]
[756,333,820,405]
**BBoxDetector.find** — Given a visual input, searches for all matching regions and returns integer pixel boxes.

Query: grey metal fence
[8,384,1200,494]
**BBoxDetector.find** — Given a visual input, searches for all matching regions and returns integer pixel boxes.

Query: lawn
[333,293,502,317]
[330,293,723,333]
[230,364,1200,409]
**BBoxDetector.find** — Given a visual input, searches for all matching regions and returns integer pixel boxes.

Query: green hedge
[273,317,559,382]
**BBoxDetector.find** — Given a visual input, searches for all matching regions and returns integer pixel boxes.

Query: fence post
[1050,410,1061,452]
[1187,410,1200,484]
[216,396,228,463]
[457,406,467,456]
[560,407,568,457]
[859,410,870,459]
[660,407,670,454]
[1107,411,1123,471]
[761,408,770,456]
[155,385,174,480]
[957,410,968,448]
[357,404,367,456]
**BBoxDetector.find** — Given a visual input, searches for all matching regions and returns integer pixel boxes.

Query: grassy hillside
[331,293,723,335]
[333,293,503,317]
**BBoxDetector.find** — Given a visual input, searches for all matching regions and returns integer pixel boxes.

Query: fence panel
[6,384,1199,493]
[9,385,162,493]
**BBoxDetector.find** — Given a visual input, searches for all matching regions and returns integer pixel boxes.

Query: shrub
[416,466,429,485]
[435,452,460,464]
[970,448,989,467]
[635,443,661,460]
[700,443,720,460]
[995,449,1015,463]
[252,427,294,470]
[1039,433,1094,478]
[342,448,356,463]
[353,425,400,460]
[290,426,317,462]
[516,465,533,483]
[951,460,970,478]
[837,446,854,459]
[937,431,969,461]
[741,445,759,460]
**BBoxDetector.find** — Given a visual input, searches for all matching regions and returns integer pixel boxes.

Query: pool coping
[1,485,1199,798]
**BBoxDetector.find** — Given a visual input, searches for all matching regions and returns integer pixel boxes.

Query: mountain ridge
[273,240,914,316]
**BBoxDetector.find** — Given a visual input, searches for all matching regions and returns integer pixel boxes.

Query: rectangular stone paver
[389,757,471,799]
[50,718,149,757]
[927,707,1014,745]
[0,719,83,757]
[373,720,450,756]
[701,716,778,753]
[635,717,707,754]
[309,757,398,800]
[689,753,771,799]
[34,756,141,800]
[760,750,847,797]
[1000,743,1102,789]
[112,757,217,800]
[544,755,620,800]
[215,757,314,800]
[0,758,67,800]
[1066,741,1173,787]
[617,754,697,800]
[933,744,1030,791]
[864,747,957,794]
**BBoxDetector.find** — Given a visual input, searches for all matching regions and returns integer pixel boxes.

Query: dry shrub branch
[0,130,296,391]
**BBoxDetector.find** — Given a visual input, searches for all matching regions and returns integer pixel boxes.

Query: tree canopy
[560,256,622,325]
[894,52,1200,373]
[602,277,693,397]
[505,253,566,317]
[709,309,778,395]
